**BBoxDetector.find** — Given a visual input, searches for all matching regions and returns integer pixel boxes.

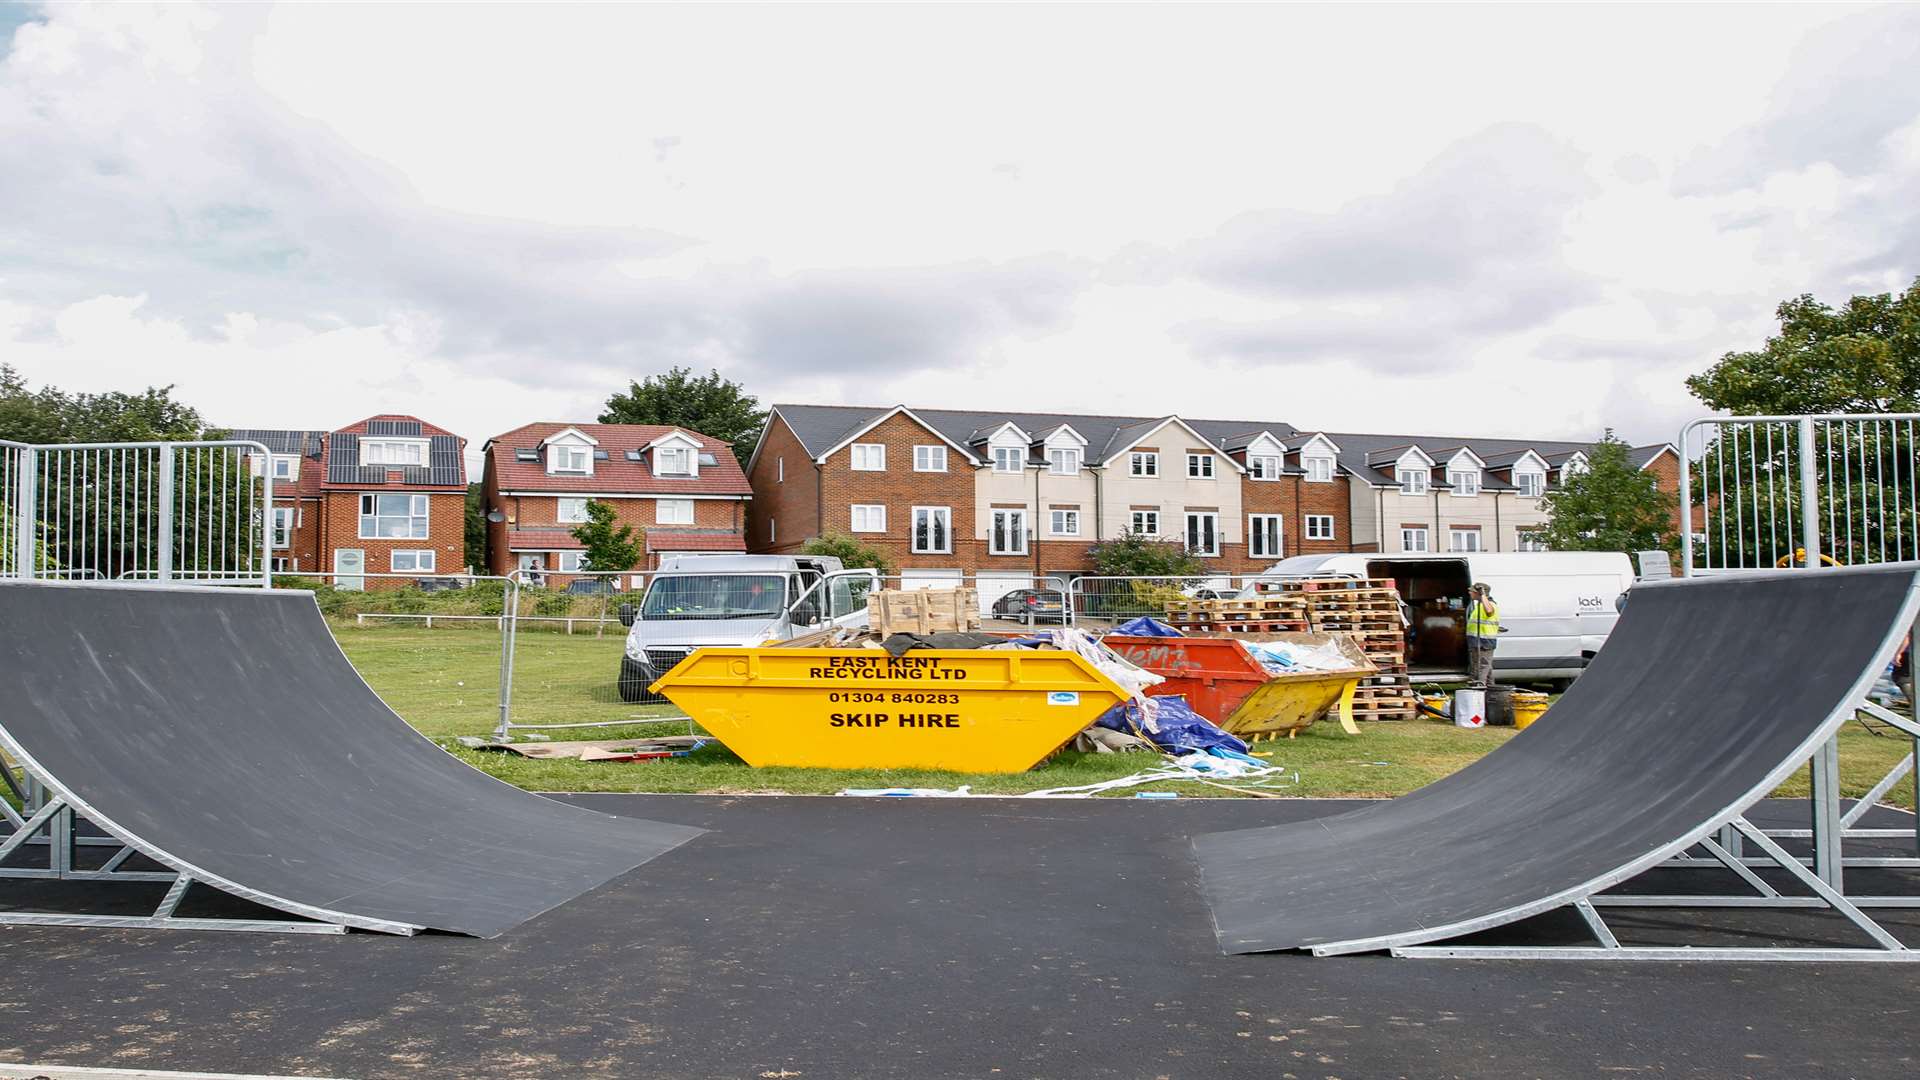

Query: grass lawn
[324,623,1920,806]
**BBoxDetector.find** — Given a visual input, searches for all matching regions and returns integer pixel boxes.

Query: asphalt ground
[2,795,1917,1080]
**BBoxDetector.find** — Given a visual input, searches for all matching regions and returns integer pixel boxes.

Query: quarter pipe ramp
[1192,566,1920,956]
[0,581,703,937]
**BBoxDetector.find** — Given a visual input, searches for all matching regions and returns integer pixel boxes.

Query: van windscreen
[640,575,786,620]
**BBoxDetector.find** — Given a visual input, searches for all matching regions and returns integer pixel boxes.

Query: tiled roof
[485,422,752,496]
[321,415,467,492]
[645,530,749,553]
[505,527,583,552]
[231,428,329,499]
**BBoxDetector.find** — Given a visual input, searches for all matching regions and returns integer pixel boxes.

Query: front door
[333,548,365,592]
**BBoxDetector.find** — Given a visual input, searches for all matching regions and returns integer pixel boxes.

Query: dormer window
[1516,471,1544,498]
[656,447,693,476]
[1249,454,1281,480]
[364,439,427,467]
[1560,456,1588,486]
[993,446,1023,472]
[1304,455,1335,483]
[1398,468,1430,495]
[269,455,298,481]
[1448,469,1481,496]
[549,445,590,474]
[1048,448,1080,475]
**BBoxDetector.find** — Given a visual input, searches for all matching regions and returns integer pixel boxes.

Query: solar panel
[332,433,360,465]
[367,419,423,437]
[426,436,462,486]
[403,466,432,485]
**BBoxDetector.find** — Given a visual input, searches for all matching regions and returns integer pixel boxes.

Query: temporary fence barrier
[1065,575,1258,625]
[0,439,273,585]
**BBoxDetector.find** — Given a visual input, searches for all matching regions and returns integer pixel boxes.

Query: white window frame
[1305,514,1335,541]
[1048,448,1081,475]
[851,444,887,472]
[1398,468,1430,495]
[1249,454,1281,480]
[556,497,590,524]
[1450,528,1484,552]
[270,556,292,573]
[993,446,1024,473]
[358,493,429,539]
[989,508,1029,555]
[911,506,952,554]
[1049,508,1080,536]
[271,507,294,549]
[363,439,428,467]
[1516,471,1544,498]
[1517,532,1549,552]
[557,551,586,573]
[1248,513,1283,558]
[390,549,436,574]
[270,455,297,481]
[655,446,694,477]
[1185,511,1221,557]
[1130,510,1160,536]
[1187,453,1215,479]
[1448,469,1481,496]
[913,445,947,473]
[851,504,887,533]
[1401,526,1430,552]
[656,499,695,525]
[547,444,589,475]
[1304,455,1335,483]
[1130,452,1158,477]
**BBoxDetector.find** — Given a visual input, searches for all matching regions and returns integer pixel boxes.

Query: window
[1050,508,1080,536]
[851,444,886,471]
[777,457,785,483]
[557,497,589,523]
[1130,510,1159,536]
[1561,457,1587,486]
[364,440,427,467]
[1306,514,1335,541]
[1398,468,1430,495]
[359,494,428,539]
[1450,528,1483,552]
[1449,469,1481,496]
[390,549,436,573]
[1185,512,1220,557]
[655,447,693,476]
[1516,471,1544,498]
[1518,532,1549,552]
[913,445,947,472]
[1304,455,1335,483]
[1130,452,1158,477]
[990,509,1028,554]
[270,556,292,573]
[656,499,694,525]
[270,455,297,481]
[1401,526,1430,552]
[1248,514,1283,558]
[851,504,887,533]
[912,506,952,553]
[993,446,1024,473]
[1048,448,1081,475]
[1187,453,1214,478]
[1249,455,1281,480]
[557,551,586,573]
[271,507,294,548]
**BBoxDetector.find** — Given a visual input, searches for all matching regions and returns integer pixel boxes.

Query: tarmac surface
[2,794,1917,1080]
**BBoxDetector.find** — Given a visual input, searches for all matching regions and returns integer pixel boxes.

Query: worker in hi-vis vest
[1465,583,1501,687]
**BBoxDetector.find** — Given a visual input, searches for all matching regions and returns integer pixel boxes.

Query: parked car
[564,578,620,597]
[990,588,1067,623]
[414,577,465,593]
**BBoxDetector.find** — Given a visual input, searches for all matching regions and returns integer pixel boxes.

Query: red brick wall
[1641,449,1693,532]
[816,412,981,571]
[267,497,325,575]
[1228,461,1352,573]
[747,414,819,554]
[314,490,467,589]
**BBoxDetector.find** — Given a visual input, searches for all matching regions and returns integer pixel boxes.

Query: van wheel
[618,657,654,703]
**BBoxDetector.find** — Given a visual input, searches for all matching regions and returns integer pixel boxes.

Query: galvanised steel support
[12,445,33,578]
[1810,737,1845,890]
[156,444,174,583]
[1797,416,1821,569]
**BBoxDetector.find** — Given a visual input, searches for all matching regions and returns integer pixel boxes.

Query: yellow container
[1512,691,1551,731]
[650,648,1129,773]
[1224,670,1369,741]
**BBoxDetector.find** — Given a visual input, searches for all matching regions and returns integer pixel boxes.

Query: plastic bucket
[1512,691,1551,730]
[1453,688,1487,728]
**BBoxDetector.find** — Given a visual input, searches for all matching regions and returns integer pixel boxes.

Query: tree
[1086,531,1202,577]
[599,367,766,463]
[570,500,645,572]
[1686,278,1920,415]
[464,482,488,573]
[0,363,207,443]
[1534,432,1676,555]
[800,531,897,576]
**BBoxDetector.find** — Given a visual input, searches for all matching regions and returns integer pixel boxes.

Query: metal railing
[1680,414,1920,575]
[0,439,273,585]
[1065,574,1255,624]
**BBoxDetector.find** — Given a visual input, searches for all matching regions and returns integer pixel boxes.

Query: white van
[1249,552,1635,685]
[614,554,875,701]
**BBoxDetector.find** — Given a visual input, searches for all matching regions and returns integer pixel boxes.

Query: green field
[330,622,1920,806]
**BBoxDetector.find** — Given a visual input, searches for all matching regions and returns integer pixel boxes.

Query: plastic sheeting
[1112,617,1184,638]
[1095,694,1249,755]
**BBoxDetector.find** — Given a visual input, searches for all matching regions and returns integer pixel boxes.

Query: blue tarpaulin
[1112,617,1183,638]
[1095,694,1248,755]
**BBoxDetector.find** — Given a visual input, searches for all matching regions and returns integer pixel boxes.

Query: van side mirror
[617,603,636,627]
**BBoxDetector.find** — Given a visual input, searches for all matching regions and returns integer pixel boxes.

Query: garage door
[900,569,964,591]
[975,572,1036,615]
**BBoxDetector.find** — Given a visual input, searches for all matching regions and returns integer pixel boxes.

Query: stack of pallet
[1259,578,1417,720]
[1161,595,1310,635]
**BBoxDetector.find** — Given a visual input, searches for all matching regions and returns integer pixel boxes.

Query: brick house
[480,422,751,583]
[236,415,467,588]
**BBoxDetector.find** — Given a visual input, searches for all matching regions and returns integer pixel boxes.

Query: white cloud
[0,0,1916,465]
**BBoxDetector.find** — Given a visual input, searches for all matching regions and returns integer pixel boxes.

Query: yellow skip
[650,648,1129,773]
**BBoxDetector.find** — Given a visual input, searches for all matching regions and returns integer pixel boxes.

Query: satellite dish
[486,510,505,523]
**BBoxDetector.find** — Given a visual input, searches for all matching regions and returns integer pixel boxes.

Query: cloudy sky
[3,2,1917,467]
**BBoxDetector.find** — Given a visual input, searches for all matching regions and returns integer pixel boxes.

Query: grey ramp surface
[0,581,704,937]
[1193,566,1919,955]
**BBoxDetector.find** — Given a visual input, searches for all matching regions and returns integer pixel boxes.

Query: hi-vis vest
[1467,600,1500,640]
